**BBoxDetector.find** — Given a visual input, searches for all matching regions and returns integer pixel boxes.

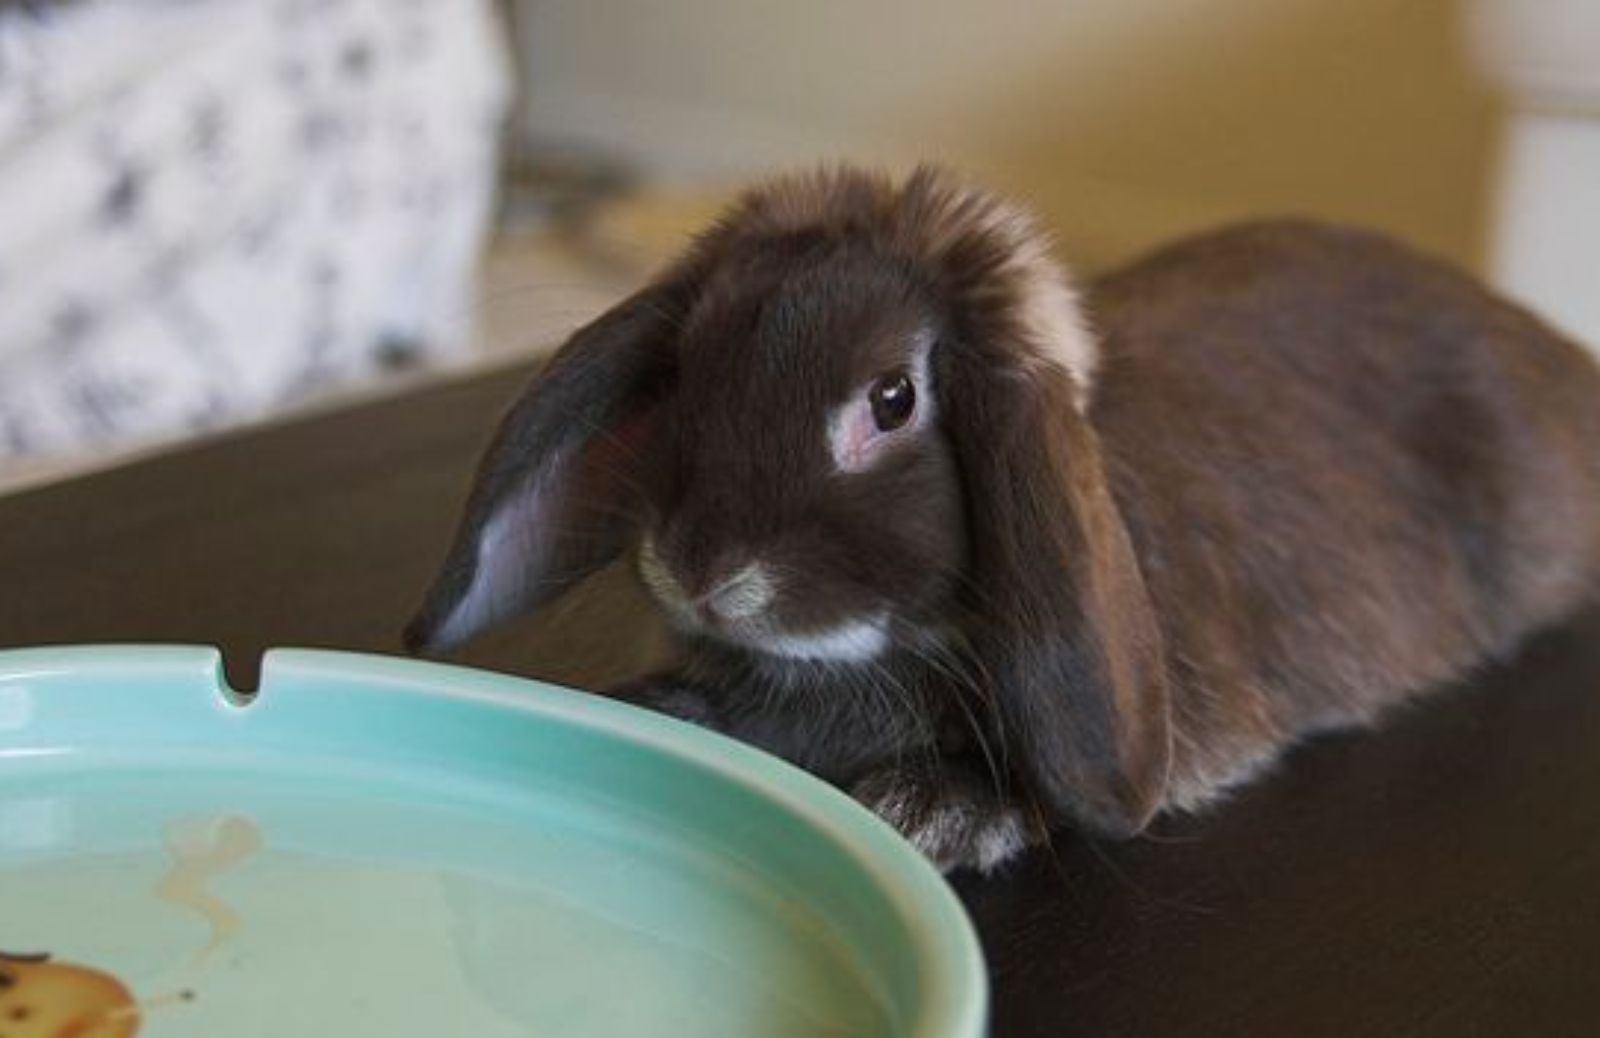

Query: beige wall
[516,0,1497,274]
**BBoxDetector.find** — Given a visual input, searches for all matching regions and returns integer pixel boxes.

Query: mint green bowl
[0,646,985,1037]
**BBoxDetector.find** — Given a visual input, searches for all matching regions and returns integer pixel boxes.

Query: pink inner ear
[436,401,664,647]
[435,473,559,648]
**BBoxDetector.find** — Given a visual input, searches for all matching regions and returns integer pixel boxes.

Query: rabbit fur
[407,166,1600,873]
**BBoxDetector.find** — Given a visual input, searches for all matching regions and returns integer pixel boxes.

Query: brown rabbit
[407,166,1600,872]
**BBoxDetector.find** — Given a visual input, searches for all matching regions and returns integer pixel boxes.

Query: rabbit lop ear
[943,350,1172,836]
[405,288,679,654]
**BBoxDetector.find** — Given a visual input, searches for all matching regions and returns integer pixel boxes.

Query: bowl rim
[0,643,988,1038]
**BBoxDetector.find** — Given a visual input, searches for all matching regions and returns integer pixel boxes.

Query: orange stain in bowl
[156,815,263,962]
[0,815,245,1037]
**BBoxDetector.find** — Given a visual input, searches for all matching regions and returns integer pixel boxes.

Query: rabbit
[406,165,1600,874]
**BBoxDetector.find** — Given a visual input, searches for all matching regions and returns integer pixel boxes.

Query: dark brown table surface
[3,361,1598,1037]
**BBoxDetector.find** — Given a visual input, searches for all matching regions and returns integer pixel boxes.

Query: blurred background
[0,0,1594,492]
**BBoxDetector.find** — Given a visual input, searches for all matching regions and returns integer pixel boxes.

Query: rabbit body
[1088,222,1600,807]
[409,168,1600,872]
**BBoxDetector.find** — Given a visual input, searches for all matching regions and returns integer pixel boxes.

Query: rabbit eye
[869,372,915,431]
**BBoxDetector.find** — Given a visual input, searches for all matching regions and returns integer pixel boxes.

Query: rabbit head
[407,166,1172,836]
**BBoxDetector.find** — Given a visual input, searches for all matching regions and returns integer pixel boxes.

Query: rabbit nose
[699,563,776,622]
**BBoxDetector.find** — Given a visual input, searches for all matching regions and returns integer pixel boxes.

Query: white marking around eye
[760,613,891,662]
[827,338,934,474]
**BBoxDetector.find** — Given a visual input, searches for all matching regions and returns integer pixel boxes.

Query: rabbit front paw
[851,766,1033,874]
